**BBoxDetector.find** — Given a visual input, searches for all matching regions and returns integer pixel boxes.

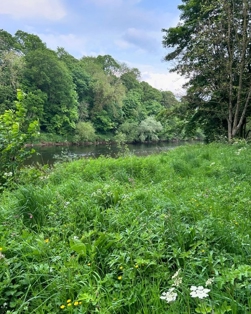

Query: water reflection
[27,141,192,165]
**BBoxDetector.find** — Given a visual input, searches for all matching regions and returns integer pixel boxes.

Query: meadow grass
[1,142,251,313]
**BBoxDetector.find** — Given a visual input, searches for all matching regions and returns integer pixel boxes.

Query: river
[27,141,194,165]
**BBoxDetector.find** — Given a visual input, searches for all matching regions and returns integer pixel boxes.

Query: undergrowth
[1,142,251,313]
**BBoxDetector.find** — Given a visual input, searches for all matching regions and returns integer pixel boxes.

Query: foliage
[0,28,182,142]
[138,116,163,142]
[2,143,251,312]
[75,121,96,142]
[0,89,38,189]
[162,0,251,141]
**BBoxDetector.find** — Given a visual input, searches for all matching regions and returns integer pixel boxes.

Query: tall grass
[1,143,251,313]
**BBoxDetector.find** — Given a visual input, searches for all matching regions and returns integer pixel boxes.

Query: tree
[138,117,163,142]
[23,49,78,134]
[80,56,126,133]
[0,89,38,189]
[14,30,46,54]
[75,121,96,142]
[0,30,25,113]
[162,0,251,141]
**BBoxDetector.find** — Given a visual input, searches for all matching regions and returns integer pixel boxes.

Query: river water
[27,141,193,165]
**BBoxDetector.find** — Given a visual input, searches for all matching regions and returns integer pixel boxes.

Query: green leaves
[0,89,39,189]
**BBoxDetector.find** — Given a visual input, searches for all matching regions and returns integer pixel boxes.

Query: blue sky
[0,0,186,96]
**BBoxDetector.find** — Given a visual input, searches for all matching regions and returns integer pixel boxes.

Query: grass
[1,142,251,313]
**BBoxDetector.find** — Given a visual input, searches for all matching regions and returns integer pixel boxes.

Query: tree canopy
[0,28,181,143]
[162,0,251,141]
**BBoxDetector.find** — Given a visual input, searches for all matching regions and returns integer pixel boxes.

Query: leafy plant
[0,89,39,189]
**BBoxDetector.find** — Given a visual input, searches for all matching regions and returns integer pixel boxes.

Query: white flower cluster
[190,286,210,299]
[4,172,13,177]
[160,288,177,303]
[160,270,212,304]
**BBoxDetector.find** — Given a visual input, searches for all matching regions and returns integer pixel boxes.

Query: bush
[0,89,39,190]
[75,121,96,142]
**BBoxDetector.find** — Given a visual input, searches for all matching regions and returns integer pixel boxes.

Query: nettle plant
[0,89,39,189]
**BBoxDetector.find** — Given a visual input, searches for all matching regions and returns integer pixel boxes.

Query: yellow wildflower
[60,305,65,309]
[44,239,49,243]
[74,301,79,306]
[118,276,122,280]
[0,248,2,251]
[67,303,72,306]
[67,299,71,303]
[119,266,123,270]
[135,264,139,268]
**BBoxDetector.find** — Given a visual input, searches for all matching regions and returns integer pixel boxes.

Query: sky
[0,0,186,96]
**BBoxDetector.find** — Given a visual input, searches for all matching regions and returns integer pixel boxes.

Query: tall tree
[162,0,251,141]
[23,49,78,134]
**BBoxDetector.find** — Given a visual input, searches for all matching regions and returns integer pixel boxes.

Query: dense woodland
[0,29,189,144]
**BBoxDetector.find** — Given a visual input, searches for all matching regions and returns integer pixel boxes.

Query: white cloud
[0,0,66,20]
[141,70,187,97]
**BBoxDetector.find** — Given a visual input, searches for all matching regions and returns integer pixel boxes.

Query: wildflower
[67,299,71,303]
[173,276,182,287]
[160,288,177,303]
[74,301,79,306]
[172,269,181,279]
[60,305,65,309]
[134,264,139,268]
[119,266,123,270]
[0,247,2,251]
[190,286,210,299]
[171,269,182,287]
[44,239,49,243]
[205,277,214,286]
[118,276,122,280]
[67,303,72,306]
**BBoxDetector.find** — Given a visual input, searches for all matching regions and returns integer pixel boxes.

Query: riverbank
[2,142,249,313]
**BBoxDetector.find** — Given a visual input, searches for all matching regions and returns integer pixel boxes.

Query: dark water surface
[27,141,194,165]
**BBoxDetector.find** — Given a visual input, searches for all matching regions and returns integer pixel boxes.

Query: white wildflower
[172,268,181,279]
[190,286,210,299]
[160,288,177,303]
[205,277,214,286]
[173,277,182,287]
[171,269,182,287]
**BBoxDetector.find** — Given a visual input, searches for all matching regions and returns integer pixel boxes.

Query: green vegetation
[0,89,38,190]
[0,29,191,144]
[1,142,251,313]
[162,0,251,142]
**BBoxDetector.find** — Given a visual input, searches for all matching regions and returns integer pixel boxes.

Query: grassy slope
[1,142,251,313]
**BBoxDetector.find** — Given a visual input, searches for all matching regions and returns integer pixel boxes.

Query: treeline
[0,29,189,143]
